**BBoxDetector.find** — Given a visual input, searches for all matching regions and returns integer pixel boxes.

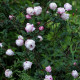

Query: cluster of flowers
[4,35,43,77]
[44,66,53,80]
[0,2,79,79]
[9,3,72,21]
[1,5,44,78]
[4,30,43,77]
[26,6,42,19]
[49,2,72,20]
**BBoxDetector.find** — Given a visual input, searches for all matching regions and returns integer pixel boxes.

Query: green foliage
[0,0,80,80]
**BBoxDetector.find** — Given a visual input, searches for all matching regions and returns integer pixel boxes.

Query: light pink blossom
[73,62,77,66]
[6,49,14,56]
[49,2,57,10]
[37,35,43,41]
[9,15,14,20]
[23,61,32,70]
[39,26,44,31]
[34,6,42,16]
[61,13,69,20]
[45,66,52,72]
[57,7,65,14]
[26,7,34,15]
[5,69,12,78]
[72,70,78,78]
[46,11,49,14]
[16,39,24,46]
[25,39,36,51]
[45,75,53,80]
[25,23,35,33]
[64,3,72,11]
[26,15,32,19]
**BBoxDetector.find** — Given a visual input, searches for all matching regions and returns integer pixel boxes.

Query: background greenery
[0,0,80,80]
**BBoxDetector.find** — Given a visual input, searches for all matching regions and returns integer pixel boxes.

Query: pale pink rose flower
[26,15,32,19]
[9,15,14,20]
[45,65,52,72]
[45,75,53,80]
[25,23,35,33]
[34,6,42,16]
[16,39,24,46]
[39,26,44,31]
[23,61,32,70]
[57,7,65,14]
[49,2,57,10]
[26,7,34,15]
[61,13,69,20]
[25,39,36,51]
[5,69,12,78]
[37,35,43,41]
[72,70,78,78]
[64,3,72,11]
[6,49,14,56]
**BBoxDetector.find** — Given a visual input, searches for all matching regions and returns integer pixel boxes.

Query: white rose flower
[72,70,78,78]
[6,49,14,56]
[64,3,72,11]
[57,7,65,14]
[26,7,34,15]
[61,13,69,20]
[25,39,36,51]
[5,69,12,78]
[0,43,3,48]
[25,23,35,33]
[16,39,24,46]
[49,2,57,10]
[18,35,24,40]
[44,79,49,80]
[37,35,43,41]
[45,75,53,80]
[34,6,42,16]
[23,61,32,70]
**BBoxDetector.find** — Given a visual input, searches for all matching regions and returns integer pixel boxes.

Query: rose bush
[0,0,80,80]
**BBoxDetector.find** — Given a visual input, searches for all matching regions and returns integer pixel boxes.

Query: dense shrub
[0,0,80,80]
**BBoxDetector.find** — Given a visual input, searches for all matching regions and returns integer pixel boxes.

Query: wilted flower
[39,26,44,31]
[64,3,72,11]
[25,39,36,51]
[25,23,35,33]
[61,13,69,20]
[5,69,12,78]
[49,2,57,10]
[37,35,43,41]
[34,6,42,16]
[6,49,14,56]
[0,43,3,48]
[45,75,53,80]
[23,61,32,70]
[72,70,78,78]
[26,7,34,15]
[45,65,52,72]
[26,14,32,19]
[57,7,65,14]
